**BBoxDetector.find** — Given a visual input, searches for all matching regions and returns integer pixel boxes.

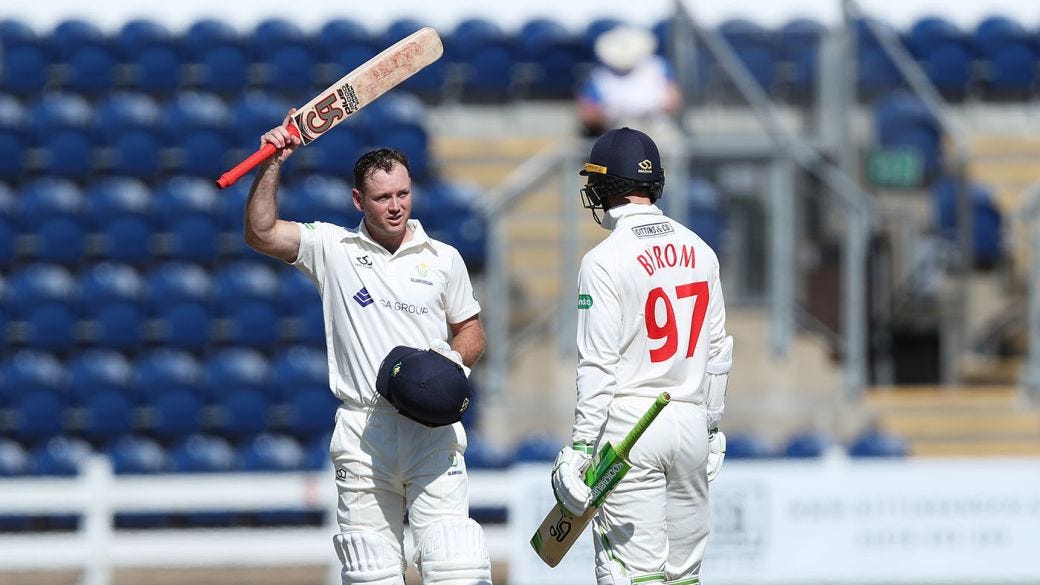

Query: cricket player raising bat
[552,128,734,585]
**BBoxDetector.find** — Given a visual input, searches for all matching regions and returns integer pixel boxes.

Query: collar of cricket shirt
[602,203,664,231]
[343,218,437,256]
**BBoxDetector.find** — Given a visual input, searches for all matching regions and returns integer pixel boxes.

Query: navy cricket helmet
[375,345,471,427]
[579,127,665,222]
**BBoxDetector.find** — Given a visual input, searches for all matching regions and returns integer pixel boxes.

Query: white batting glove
[429,339,471,378]
[551,442,594,516]
[707,429,726,482]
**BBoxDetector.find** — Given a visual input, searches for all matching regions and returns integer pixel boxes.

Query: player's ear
[352,188,364,212]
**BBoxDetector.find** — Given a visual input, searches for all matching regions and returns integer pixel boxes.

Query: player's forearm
[244,162,283,247]
[450,318,485,367]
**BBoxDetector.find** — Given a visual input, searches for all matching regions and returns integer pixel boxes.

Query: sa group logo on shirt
[578,294,594,310]
[352,287,374,307]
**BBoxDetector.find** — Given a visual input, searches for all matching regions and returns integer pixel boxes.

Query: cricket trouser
[329,399,471,575]
[592,395,710,585]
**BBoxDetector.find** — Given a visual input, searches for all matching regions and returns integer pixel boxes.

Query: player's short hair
[353,147,411,192]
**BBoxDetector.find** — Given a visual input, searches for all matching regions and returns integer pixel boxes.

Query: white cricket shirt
[292,219,480,404]
[573,204,730,442]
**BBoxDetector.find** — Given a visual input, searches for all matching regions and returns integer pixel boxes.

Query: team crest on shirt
[410,262,433,286]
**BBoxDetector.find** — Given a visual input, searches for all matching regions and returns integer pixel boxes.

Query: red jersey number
[645,281,709,363]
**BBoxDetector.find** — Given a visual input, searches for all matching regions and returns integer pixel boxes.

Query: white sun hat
[594,25,658,72]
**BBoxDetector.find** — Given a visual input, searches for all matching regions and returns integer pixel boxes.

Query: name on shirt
[636,243,696,276]
[631,222,674,239]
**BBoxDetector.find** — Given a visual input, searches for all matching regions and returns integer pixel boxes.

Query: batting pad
[415,518,492,585]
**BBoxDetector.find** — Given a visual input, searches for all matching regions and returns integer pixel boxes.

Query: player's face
[354,163,413,247]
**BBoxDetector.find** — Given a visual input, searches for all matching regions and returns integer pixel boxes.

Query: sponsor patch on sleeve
[578,294,594,310]
[632,222,674,239]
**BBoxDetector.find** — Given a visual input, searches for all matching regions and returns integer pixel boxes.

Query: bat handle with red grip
[215,123,302,189]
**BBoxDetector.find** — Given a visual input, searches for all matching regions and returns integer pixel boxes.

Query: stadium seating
[848,428,909,457]
[724,431,774,458]
[213,261,281,348]
[29,435,92,475]
[146,262,214,350]
[67,348,133,397]
[0,349,67,407]
[85,177,155,263]
[168,433,236,473]
[16,177,89,266]
[78,263,146,349]
[153,177,220,262]
[6,264,79,352]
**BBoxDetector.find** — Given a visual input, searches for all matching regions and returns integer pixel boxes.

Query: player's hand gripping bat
[530,392,671,567]
[215,27,443,189]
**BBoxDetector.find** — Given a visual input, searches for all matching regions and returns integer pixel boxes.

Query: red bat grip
[215,123,301,189]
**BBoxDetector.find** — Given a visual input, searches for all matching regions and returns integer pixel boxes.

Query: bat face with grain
[215,27,443,188]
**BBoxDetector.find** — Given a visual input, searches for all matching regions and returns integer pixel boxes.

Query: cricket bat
[530,392,671,567]
[215,27,443,189]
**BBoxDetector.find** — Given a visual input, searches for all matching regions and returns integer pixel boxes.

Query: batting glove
[551,442,594,516]
[707,429,726,482]
[429,339,471,378]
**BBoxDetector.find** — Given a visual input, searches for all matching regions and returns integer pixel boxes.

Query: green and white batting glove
[552,441,594,515]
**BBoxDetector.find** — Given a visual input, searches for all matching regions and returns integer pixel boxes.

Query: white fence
[3,457,1040,585]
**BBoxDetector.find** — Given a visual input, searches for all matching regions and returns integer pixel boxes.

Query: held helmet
[375,345,471,427]
[579,127,665,224]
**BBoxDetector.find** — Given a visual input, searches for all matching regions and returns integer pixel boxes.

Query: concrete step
[880,412,1040,439]
[910,440,1040,457]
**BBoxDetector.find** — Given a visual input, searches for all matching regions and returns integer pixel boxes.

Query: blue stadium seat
[185,19,239,56]
[307,127,366,176]
[213,261,281,348]
[719,19,778,93]
[0,438,29,476]
[874,90,942,179]
[512,433,562,463]
[153,177,220,261]
[67,348,132,396]
[38,127,94,180]
[725,431,774,459]
[0,349,67,406]
[319,18,371,49]
[196,44,250,96]
[383,123,430,180]
[229,91,291,149]
[80,388,135,444]
[855,18,904,96]
[848,428,908,457]
[278,270,323,344]
[132,348,201,397]
[305,431,332,470]
[147,388,204,442]
[282,387,338,440]
[85,177,155,263]
[261,44,317,98]
[0,95,26,180]
[49,19,105,60]
[78,263,146,349]
[287,175,359,226]
[0,44,49,96]
[517,20,582,99]
[0,183,16,263]
[362,92,425,133]
[203,347,270,400]
[27,92,92,138]
[986,43,1037,96]
[216,388,270,439]
[465,435,512,470]
[683,176,725,254]
[974,15,1027,59]
[116,19,173,57]
[146,263,214,350]
[238,433,305,471]
[129,43,183,95]
[11,389,65,444]
[63,43,117,95]
[932,177,1004,267]
[782,430,831,458]
[95,91,161,133]
[778,18,824,98]
[6,264,79,351]
[252,18,307,57]
[29,436,93,476]
[161,92,229,175]
[0,18,36,48]
[270,346,328,396]
[457,39,517,103]
[169,433,236,473]
[107,435,168,474]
